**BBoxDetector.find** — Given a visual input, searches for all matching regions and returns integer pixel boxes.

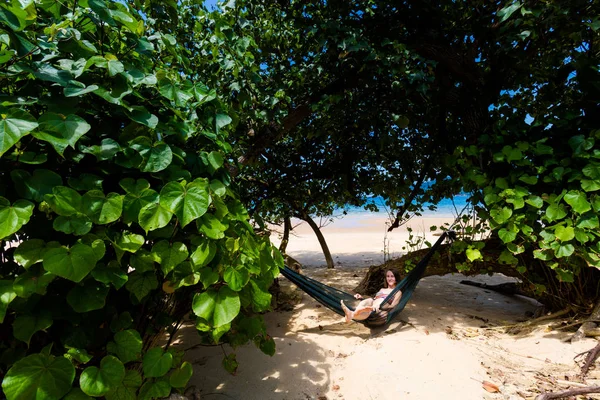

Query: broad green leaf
[210,179,227,197]
[533,249,553,261]
[42,243,98,282]
[64,82,100,97]
[53,214,93,236]
[113,232,144,254]
[223,267,249,291]
[159,179,211,227]
[583,163,600,179]
[2,353,75,400]
[192,286,240,327]
[197,213,228,239]
[158,78,193,105]
[169,361,193,388]
[190,238,217,267]
[107,329,142,364]
[489,206,512,224]
[554,226,575,242]
[258,335,276,356]
[545,203,567,222]
[13,269,55,298]
[554,268,575,282]
[82,139,122,161]
[554,243,575,258]
[11,169,62,202]
[577,214,599,229]
[582,179,600,192]
[13,310,53,345]
[215,113,232,130]
[138,201,172,232]
[138,379,171,400]
[122,184,157,225]
[80,355,125,397]
[249,280,272,312]
[107,59,124,76]
[0,108,38,156]
[127,107,158,129]
[564,190,591,214]
[0,197,34,240]
[0,280,17,322]
[34,113,91,155]
[14,239,46,268]
[151,240,188,275]
[222,353,238,375]
[129,249,155,273]
[142,348,173,378]
[67,281,109,313]
[45,186,82,216]
[110,312,133,333]
[498,228,517,243]
[207,151,224,171]
[525,195,543,208]
[129,137,172,172]
[498,3,522,22]
[465,248,482,262]
[82,191,123,224]
[125,271,158,301]
[64,388,93,400]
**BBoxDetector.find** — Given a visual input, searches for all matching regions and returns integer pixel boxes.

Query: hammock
[280,230,455,328]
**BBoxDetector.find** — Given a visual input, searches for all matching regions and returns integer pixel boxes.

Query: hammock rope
[281,230,456,327]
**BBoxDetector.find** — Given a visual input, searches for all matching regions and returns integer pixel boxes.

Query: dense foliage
[0,1,281,398]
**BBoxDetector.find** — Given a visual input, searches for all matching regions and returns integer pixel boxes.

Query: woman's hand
[354,293,363,299]
[373,305,380,313]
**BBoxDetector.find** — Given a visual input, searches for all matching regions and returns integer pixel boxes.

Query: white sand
[180,214,600,400]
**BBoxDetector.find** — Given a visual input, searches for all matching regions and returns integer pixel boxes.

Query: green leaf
[14,239,46,268]
[193,286,240,327]
[42,243,98,283]
[190,238,217,268]
[170,361,193,388]
[499,250,518,265]
[465,248,482,262]
[64,388,93,400]
[197,213,228,239]
[34,113,91,155]
[0,108,38,156]
[82,191,123,224]
[582,179,600,192]
[13,310,53,345]
[564,190,592,214]
[65,348,93,364]
[53,214,93,236]
[13,269,55,298]
[554,268,574,283]
[207,151,224,172]
[583,163,600,179]
[130,137,173,172]
[2,353,75,400]
[545,204,567,222]
[0,280,17,323]
[142,347,173,378]
[80,355,125,397]
[121,182,157,225]
[554,226,575,242]
[67,280,109,313]
[138,201,173,232]
[151,240,188,275]
[127,106,158,129]
[11,169,63,202]
[498,228,517,243]
[110,312,133,333]
[45,186,82,216]
[489,206,512,224]
[577,214,599,229]
[64,82,100,97]
[258,335,276,356]
[0,197,34,240]
[498,3,522,22]
[138,379,171,400]
[215,113,232,130]
[222,353,238,375]
[113,232,145,253]
[107,59,124,76]
[224,267,249,291]
[249,280,272,312]
[82,139,122,161]
[107,329,142,364]
[525,195,543,208]
[125,271,158,301]
[210,179,227,197]
[554,243,575,258]
[159,179,211,227]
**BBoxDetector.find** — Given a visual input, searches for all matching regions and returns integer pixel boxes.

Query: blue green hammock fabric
[281,230,455,328]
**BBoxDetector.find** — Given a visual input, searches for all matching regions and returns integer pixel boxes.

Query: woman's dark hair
[383,269,400,288]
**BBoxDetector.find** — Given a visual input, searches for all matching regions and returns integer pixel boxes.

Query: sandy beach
[178,214,600,400]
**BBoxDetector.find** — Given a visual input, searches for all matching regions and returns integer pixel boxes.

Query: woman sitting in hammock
[340,270,402,323]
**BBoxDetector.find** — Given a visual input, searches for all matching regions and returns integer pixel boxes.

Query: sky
[204,0,219,10]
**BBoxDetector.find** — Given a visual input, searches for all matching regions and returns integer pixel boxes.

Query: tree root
[572,300,600,342]
[574,340,600,378]
[535,386,600,399]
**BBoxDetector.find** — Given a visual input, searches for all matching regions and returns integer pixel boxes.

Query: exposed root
[535,385,600,399]
[574,340,600,378]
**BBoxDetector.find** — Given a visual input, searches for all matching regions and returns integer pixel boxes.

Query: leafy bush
[0,1,281,398]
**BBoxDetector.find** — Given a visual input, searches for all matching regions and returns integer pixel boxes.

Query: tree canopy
[0,0,599,398]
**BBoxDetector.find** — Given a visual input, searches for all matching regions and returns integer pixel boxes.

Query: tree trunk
[302,214,335,269]
[279,216,291,253]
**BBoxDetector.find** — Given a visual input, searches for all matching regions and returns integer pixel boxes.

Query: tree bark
[572,300,600,342]
[302,214,335,269]
[279,216,291,253]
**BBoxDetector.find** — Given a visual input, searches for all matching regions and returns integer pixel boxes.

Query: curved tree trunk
[302,214,335,269]
[279,216,291,253]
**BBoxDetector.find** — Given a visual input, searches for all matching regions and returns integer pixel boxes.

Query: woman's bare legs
[341,298,374,323]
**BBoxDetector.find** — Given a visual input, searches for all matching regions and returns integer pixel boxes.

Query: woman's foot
[340,300,352,323]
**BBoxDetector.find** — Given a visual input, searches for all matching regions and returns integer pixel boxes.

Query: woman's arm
[379,290,402,311]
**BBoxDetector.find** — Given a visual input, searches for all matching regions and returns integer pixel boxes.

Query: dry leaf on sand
[482,380,500,393]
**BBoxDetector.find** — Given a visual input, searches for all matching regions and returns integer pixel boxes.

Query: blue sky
[205,0,219,9]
